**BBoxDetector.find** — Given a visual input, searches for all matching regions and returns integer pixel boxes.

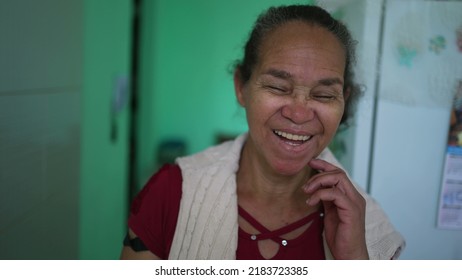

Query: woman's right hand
[303,159,369,260]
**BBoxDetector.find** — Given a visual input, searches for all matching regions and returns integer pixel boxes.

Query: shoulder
[130,164,182,216]
[128,164,183,259]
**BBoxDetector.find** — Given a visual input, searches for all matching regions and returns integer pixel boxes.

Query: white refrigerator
[320,0,462,259]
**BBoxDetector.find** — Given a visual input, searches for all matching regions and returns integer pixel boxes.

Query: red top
[237,206,325,259]
[128,164,326,259]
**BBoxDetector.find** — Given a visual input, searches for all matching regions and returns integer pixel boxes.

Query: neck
[237,139,312,206]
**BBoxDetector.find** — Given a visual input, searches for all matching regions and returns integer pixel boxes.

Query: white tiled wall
[0,0,83,259]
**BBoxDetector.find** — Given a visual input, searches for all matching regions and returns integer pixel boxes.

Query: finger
[305,160,359,198]
[307,189,365,224]
[307,187,353,211]
[304,171,344,193]
[304,172,359,200]
[307,187,366,220]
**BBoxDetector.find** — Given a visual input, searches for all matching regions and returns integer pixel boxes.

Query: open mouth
[273,130,312,145]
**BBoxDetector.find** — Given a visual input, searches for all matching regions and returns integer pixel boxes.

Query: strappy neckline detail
[238,205,323,246]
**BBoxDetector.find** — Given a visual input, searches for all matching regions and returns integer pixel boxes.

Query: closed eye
[264,84,289,94]
[314,94,334,99]
[312,93,339,102]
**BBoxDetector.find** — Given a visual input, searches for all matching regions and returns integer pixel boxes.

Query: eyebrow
[263,69,293,79]
[262,68,344,87]
[318,78,344,87]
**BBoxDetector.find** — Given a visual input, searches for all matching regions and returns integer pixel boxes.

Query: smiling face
[235,21,347,176]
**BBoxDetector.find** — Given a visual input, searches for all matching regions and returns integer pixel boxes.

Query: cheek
[246,93,281,122]
[318,104,345,131]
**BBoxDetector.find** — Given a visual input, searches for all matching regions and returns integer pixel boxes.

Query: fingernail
[305,185,314,193]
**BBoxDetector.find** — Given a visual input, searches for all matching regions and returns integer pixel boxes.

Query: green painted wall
[137,0,314,189]
[80,0,132,259]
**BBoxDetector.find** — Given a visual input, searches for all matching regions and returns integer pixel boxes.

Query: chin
[271,159,310,176]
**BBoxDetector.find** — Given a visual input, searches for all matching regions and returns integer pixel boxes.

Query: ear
[234,69,246,107]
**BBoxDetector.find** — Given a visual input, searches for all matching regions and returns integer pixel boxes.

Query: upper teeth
[274,130,311,141]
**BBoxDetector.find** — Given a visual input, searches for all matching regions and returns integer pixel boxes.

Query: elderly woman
[121,4,405,260]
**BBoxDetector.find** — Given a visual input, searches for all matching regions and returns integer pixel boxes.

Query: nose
[281,95,315,124]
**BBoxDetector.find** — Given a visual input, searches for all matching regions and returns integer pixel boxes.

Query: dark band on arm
[123,232,149,252]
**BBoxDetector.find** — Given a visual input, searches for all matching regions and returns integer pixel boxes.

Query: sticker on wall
[391,11,424,68]
[429,35,447,54]
[397,44,418,67]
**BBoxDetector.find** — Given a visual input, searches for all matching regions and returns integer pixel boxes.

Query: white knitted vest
[169,134,405,259]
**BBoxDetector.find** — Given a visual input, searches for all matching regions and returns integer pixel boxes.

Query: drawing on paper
[397,44,418,67]
[429,35,446,54]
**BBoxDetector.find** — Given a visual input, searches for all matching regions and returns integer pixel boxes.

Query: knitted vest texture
[169,134,405,259]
